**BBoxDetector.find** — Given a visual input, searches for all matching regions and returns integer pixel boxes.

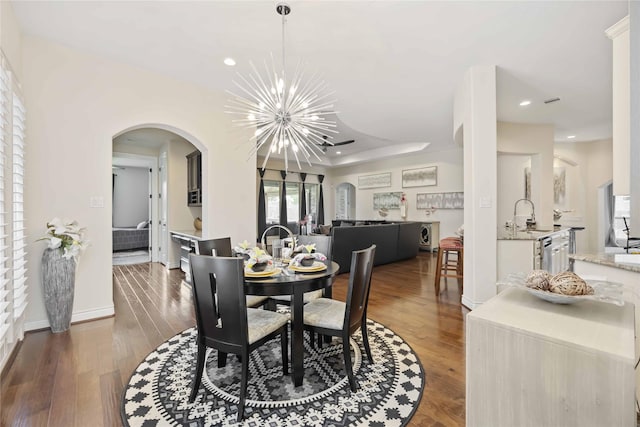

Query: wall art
[358,172,392,189]
[416,192,464,209]
[402,166,437,188]
[373,192,403,210]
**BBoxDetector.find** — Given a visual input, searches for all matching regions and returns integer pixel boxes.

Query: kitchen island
[497,227,570,280]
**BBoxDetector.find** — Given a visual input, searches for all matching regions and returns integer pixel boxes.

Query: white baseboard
[461,294,481,310]
[25,305,115,332]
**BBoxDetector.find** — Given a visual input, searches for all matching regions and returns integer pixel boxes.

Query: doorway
[112,154,157,265]
[335,182,356,220]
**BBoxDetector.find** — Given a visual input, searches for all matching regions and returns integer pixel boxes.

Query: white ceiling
[12,1,628,165]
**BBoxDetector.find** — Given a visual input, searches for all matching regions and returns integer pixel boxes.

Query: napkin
[290,252,327,267]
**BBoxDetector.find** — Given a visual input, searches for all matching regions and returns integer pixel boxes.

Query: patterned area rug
[121,320,424,426]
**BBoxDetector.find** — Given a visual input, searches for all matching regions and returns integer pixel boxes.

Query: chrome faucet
[260,224,295,253]
[513,199,536,230]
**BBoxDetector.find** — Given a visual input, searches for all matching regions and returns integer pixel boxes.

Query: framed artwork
[373,192,403,210]
[416,192,464,209]
[402,166,437,188]
[554,167,566,204]
[358,172,391,189]
[524,167,531,200]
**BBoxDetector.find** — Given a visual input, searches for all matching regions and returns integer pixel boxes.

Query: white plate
[289,261,327,272]
[244,267,281,278]
[525,288,589,305]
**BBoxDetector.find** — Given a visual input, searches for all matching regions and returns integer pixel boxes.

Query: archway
[112,124,208,266]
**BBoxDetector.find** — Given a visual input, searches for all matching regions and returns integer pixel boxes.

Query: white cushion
[136,220,148,229]
[271,289,323,303]
[302,298,345,330]
[246,295,269,307]
[246,308,289,344]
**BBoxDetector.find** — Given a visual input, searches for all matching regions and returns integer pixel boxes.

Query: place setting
[235,240,330,277]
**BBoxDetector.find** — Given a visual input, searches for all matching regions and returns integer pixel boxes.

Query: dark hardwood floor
[0,251,467,426]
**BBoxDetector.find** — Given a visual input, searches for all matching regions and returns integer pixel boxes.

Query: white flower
[48,236,62,249]
[39,218,89,261]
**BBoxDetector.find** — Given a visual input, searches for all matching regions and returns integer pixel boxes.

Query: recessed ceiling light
[223,57,236,66]
[519,100,531,106]
[336,151,341,155]
[567,135,576,139]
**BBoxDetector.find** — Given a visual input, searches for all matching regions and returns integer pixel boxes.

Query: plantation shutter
[0,51,28,370]
[0,62,9,348]
[12,92,26,324]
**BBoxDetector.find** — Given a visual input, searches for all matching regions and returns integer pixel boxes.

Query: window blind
[0,64,9,345]
[12,93,26,321]
[0,51,27,371]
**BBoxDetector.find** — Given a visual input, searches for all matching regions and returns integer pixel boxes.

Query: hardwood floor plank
[1,254,467,426]
[99,371,123,427]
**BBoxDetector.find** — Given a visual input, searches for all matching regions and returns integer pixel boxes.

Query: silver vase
[41,248,76,333]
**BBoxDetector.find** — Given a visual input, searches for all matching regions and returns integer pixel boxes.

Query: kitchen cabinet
[170,230,202,282]
[496,238,541,281]
[186,150,202,206]
[467,287,635,427]
[497,229,571,280]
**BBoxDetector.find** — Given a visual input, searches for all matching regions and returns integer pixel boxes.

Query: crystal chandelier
[226,3,337,172]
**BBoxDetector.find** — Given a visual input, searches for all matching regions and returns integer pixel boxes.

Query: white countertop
[497,227,569,240]
[570,252,640,274]
[170,229,203,240]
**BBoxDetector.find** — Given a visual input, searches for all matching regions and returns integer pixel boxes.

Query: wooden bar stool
[434,237,463,296]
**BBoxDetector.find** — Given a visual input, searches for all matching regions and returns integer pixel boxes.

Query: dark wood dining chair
[269,234,334,305]
[197,237,268,308]
[196,237,233,256]
[188,254,289,421]
[302,244,376,391]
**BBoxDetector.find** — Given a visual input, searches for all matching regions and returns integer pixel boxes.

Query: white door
[159,152,169,265]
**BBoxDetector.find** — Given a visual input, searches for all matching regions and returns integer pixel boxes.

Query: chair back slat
[297,234,332,261]
[196,237,233,257]
[189,254,247,350]
[345,245,376,334]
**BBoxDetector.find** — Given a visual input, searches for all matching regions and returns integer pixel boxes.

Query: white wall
[497,154,530,227]
[22,36,256,330]
[112,167,149,228]
[497,122,555,228]
[554,139,613,253]
[328,148,464,239]
[166,140,199,231]
[1,2,22,79]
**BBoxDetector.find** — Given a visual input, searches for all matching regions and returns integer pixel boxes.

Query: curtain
[299,172,307,220]
[317,174,325,226]
[280,171,288,231]
[257,169,267,242]
[605,183,617,247]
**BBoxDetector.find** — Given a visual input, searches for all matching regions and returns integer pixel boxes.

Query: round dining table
[244,261,340,387]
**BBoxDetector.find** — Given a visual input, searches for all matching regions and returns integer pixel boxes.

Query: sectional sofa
[330,221,421,274]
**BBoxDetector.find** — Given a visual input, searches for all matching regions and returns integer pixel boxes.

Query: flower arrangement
[302,243,316,254]
[39,218,89,260]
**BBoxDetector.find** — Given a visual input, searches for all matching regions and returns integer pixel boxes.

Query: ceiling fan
[318,135,355,152]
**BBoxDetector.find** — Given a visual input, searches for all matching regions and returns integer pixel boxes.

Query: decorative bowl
[300,256,315,267]
[251,262,268,272]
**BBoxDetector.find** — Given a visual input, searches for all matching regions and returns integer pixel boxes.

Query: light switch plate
[89,196,104,208]
[479,196,492,208]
